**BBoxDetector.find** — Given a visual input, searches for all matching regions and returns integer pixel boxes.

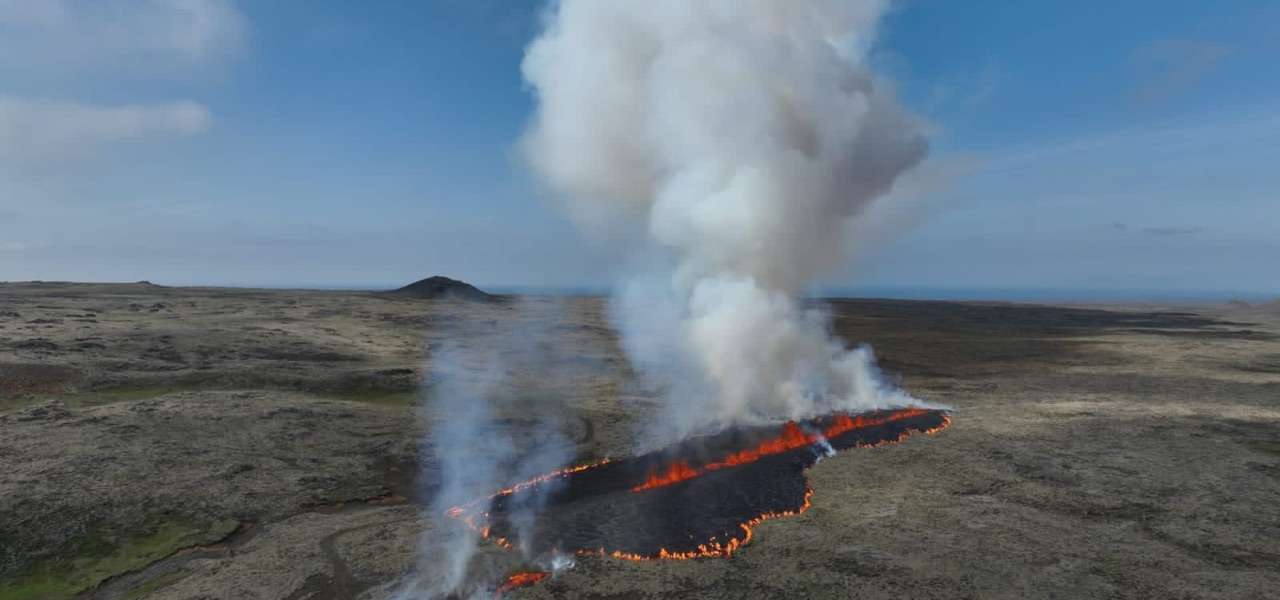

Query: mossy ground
[1,385,419,414]
[0,387,179,413]
[0,519,238,600]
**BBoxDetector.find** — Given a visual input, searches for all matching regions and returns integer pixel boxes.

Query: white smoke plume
[395,298,578,598]
[521,1,930,437]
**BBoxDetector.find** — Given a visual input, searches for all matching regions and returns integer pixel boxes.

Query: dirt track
[1,283,1277,599]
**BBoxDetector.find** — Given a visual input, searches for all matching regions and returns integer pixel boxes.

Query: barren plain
[1,282,1278,599]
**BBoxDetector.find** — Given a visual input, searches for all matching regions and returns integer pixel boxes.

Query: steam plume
[522,1,930,435]
[396,299,577,598]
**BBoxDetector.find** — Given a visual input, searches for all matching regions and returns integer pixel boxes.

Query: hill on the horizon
[388,276,492,301]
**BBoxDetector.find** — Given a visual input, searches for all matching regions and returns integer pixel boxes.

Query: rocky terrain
[1,282,1278,599]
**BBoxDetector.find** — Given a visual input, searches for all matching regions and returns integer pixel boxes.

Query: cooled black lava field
[466,408,951,560]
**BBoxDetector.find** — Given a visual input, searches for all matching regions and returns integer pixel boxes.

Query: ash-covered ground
[1,282,1278,599]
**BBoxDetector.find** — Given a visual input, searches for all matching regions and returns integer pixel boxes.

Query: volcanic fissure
[448,407,950,571]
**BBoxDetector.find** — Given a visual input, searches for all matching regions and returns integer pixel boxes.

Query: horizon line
[3,279,1275,304]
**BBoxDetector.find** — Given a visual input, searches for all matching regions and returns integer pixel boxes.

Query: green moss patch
[321,388,417,406]
[1,386,180,413]
[0,519,238,600]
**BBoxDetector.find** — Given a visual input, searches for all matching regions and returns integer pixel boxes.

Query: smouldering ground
[1,282,1278,599]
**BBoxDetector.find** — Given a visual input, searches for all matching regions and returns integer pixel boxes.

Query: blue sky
[1,0,1277,298]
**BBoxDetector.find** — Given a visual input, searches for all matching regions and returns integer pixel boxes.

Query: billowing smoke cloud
[396,299,579,598]
[522,1,930,437]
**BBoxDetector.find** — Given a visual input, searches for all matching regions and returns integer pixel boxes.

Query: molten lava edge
[497,571,551,593]
[450,407,950,564]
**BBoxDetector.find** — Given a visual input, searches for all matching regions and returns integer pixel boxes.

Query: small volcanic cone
[449,407,950,564]
[389,275,492,301]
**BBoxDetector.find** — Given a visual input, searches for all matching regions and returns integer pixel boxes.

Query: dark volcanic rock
[0,363,81,396]
[481,408,950,559]
[388,276,492,301]
[8,399,72,422]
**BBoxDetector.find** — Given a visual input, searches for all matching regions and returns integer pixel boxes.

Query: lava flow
[447,407,950,565]
[497,571,550,594]
[633,407,938,492]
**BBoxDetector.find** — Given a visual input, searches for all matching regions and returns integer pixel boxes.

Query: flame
[444,408,951,568]
[630,459,700,492]
[822,407,933,439]
[487,458,612,499]
[633,407,940,492]
[497,571,550,594]
[446,458,613,518]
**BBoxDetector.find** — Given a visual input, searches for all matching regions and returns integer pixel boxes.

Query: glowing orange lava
[630,459,700,491]
[448,458,613,518]
[497,571,550,594]
[445,407,951,565]
[633,407,940,492]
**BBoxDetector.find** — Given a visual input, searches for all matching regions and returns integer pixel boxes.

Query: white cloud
[0,0,246,71]
[0,2,240,167]
[0,97,211,163]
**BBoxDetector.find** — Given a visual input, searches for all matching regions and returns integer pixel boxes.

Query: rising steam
[522,0,930,435]
[400,2,932,594]
[395,299,579,598]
